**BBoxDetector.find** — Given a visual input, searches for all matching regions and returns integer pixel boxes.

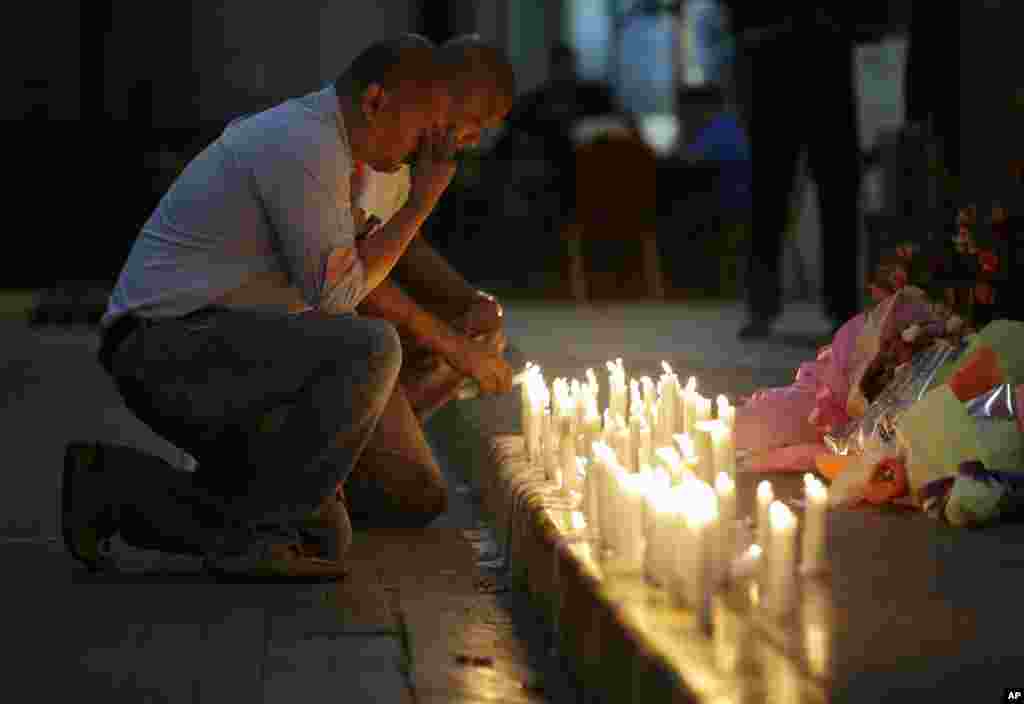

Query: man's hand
[408,127,458,211]
[460,291,504,336]
[446,334,514,395]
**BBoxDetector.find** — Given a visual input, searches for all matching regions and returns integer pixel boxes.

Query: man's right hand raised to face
[407,127,459,211]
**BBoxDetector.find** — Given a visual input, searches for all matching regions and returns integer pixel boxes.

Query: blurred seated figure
[682,85,752,220]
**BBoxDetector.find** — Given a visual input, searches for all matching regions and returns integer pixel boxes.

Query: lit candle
[641,376,657,430]
[614,414,633,474]
[585,367,600,407]
[520,362,535,458]
[634,416,653,473]
[571,456,588,506]
[593,441,623,553]
[800,474,829,576]
[541,407,559,485]
[756,480,774,569]
[682,376,699,438]
[716,394,736,430]
[580,398,602,463]
[583,441,603,543]
[673,478,718,613]
[602,408,615,449]
[645,483,682,587]
[766,500,798,616]
[616,469,648,570]
[731,543,762,580]
[690,422,716,484]
[655,445,686,484]
[571,378,585,429]
[606,359,628,421]
[714,471,737,586]
[697,418,734,481]
[659,362,680,445]
[526,368,548,467]
[559,412,579,495]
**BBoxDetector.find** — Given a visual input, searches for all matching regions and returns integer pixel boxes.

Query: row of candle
[519,360,830,620]
[520,361,737,491]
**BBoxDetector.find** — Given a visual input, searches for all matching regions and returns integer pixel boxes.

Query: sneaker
[61,442,119,571]
[205,541,349,580]
[295,493,353,561]
[738,316,777,340]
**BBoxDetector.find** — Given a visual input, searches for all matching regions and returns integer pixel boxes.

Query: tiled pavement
[10,298,1024,702]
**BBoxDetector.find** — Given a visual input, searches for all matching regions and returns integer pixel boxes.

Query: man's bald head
[437,35,517,122]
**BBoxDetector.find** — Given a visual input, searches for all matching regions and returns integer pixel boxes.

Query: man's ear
[360,83,388,123]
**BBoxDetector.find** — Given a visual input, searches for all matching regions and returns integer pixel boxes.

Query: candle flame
[686,376,698,392]
[747,544,763,559]
[673,433,696,459]
[715,471,735,495]
[768,500,796,531]
[757,480,774,503]
[655,445,682,470]
[661,360,674,376]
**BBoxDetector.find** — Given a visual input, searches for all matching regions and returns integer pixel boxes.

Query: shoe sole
[61,443,115,572]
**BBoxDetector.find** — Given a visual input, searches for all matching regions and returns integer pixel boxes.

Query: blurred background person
[723,3,864,339]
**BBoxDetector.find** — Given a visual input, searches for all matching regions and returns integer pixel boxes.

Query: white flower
[901,324,922,343]
[946,315,964,335]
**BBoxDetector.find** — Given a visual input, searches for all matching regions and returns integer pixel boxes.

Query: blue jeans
[105,307,401,556]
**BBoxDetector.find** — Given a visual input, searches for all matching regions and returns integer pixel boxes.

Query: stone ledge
[450,398,827,703]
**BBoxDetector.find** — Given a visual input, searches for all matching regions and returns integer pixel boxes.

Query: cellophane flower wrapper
[824,339,966,456]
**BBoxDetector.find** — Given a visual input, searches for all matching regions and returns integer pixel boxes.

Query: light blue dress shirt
[103,84,363,328]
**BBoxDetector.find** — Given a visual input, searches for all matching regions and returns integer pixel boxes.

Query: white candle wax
[571,378,586,429]
[581,409,602,463]
[714,472,737,585]
[583,443,603,543]
[541,408,559,484]
[616,470,648,570]
[682,376,698,437]
[691,422,716,484]
[602,408,615,449]
[800,474,829,576]
[756,481,774,570]
[767,500,798,616]
[645,484,682,587]
[717,394,736,430]
[520,363,536,457]
[641,376,657,430]
[634,417,653,472]
[615,415,633,474]
[572,456,588,506]
[559,415,579,495]
[593,442,622,553]
[673,479,717,612]
[655,445,688,485]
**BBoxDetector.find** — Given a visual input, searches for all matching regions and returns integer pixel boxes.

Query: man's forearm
[357,199,436,294]
[392,234,480,320]
[358,277,461,360]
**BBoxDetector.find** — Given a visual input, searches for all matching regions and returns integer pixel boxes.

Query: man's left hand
[461,291,504,336]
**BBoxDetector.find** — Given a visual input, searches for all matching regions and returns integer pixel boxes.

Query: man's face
[446,84,510,152]
[363,82,450,173]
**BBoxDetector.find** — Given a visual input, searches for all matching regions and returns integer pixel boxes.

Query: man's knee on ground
[345,449,448,528]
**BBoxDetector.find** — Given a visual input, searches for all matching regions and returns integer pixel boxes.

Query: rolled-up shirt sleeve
[242,147,366,312]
